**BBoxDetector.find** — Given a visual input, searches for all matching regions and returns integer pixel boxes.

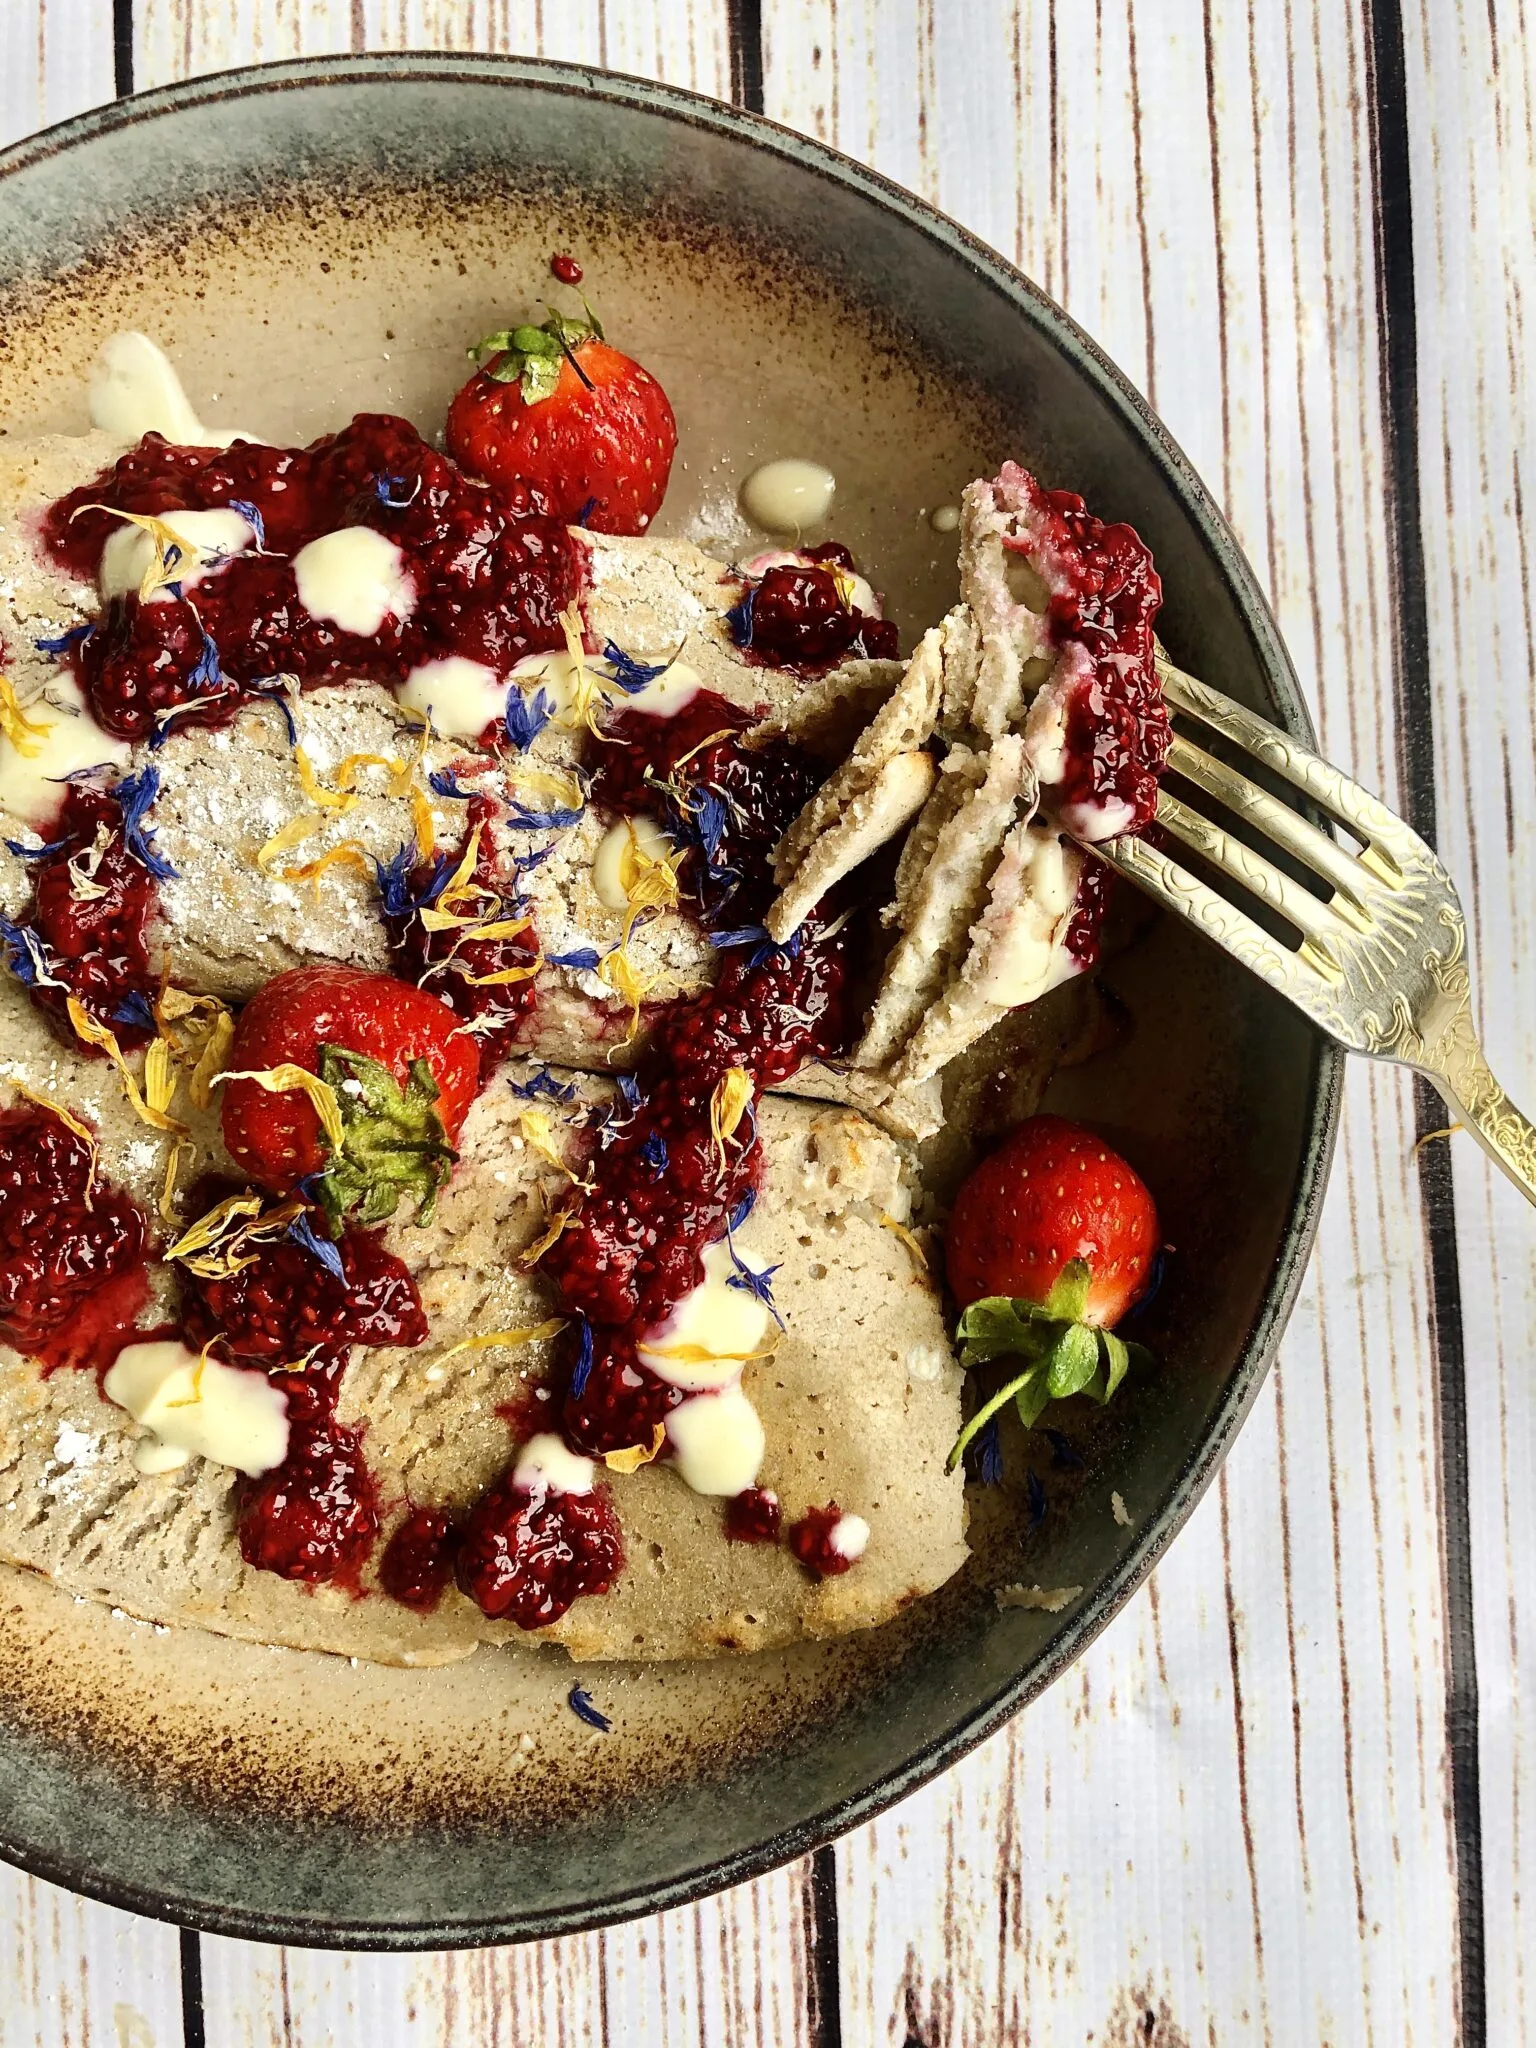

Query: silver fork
[1086,655,1536,1206]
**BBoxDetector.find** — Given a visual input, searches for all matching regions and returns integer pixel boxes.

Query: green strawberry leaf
[955,1295,1054,1367]
[948,1282,1154,1471]
[311,1047,458,1233]
[1044,1320,1101,1400]
[470,307,600,406]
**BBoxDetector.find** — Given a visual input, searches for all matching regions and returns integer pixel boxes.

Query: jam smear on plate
[453,1470,625,1628]
[179,1191,428,1588]
[728,542,898,677]
[10,783,162,1049]
[46,415,588,743]
[0,1104,151,1373]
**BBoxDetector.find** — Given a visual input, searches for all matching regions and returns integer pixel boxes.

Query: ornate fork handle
[1413,998,1536,1202]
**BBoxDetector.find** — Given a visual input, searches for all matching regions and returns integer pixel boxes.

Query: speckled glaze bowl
[0,56,1337,1946]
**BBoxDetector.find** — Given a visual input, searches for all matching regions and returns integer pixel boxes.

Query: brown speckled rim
[0,54,1340,1947]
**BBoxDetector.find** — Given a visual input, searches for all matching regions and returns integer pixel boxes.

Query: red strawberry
[947,1114,1159,1323]
[221,965,479,1229]
[944,1116,1162,1463]
[446,303,677,535]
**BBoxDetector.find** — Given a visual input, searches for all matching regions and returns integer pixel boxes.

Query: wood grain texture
[1403,2,1536,2043]
[2,0,1531,2042]
[0,2,115,149]
[764,0,1466,2038]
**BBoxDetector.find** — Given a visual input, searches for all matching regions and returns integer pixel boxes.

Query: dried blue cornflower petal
[567,1683,611,1731]
[375,473,421,509]
[1025,1467,1047,1529]
[706,922,801,969]
[4,834,70,862]
[728,1188,756,1234]
[975,1416,1005,1487]
[569,1316,595,1399]
[614,1072,642,1113]
[227,498,267,550]
[112,766,178,881]
[547,946,601,972]
[247,679,298,745]
[146,693,235,750]
[504,685,554,754]
[112,990,158,1033]
[639,1130,669,1176]
[601,639,670,693]
[1042,1427,1084,1471]
[49,761,117,784]
[1120,1247,1168,1327]
[572,496,599,528]
[287,1209,346,1281]
[188,631,224,694]
[428,767,481,801]
[372,843,417,920]
[0,916,53,988]
[724,583,757,648]
[726,1253,784,1329]
[34,622,95,658]
[508,1067,578,1104]
[506,795,584,831]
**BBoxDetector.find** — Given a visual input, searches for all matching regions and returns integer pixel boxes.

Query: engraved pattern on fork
[1087,662,1536,1204]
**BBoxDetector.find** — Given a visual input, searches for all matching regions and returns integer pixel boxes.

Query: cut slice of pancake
[0,1021,967,1664]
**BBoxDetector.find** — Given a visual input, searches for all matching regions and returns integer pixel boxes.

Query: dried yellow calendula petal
[520,1204,577,1266]
[278,841,373,887]
[0,674,51,758]
[166,1190,266,1263]
[187,1009,235,1112]
[294,746,358,815]
[65,998,188,1135]
[879,1212,930,1271]
[257,811,326,872]
[604,1424,667,1474]
[422,1319,567,1372]
[709,1066,755,1172]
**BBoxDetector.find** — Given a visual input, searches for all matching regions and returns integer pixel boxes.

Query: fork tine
[1088,830,1325,1011]
[1156,657,1420,882]
[1153,788,1346,967]
[1166,735,1373,920]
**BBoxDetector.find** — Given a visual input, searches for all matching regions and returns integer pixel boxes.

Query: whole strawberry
[446,302,677,535]
[944,1115,1161,1464]
[221,965,479,1230]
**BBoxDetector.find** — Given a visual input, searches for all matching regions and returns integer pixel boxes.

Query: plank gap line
[1364,0,1487,2039]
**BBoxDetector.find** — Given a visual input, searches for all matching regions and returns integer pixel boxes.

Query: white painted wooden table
[1,4,1529,2042]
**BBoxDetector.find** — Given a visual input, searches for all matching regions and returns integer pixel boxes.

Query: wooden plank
[765,0,1464,2037]
[0,1873,186,2048]
[1402,2,1536,2042]
[0,0,115,151]
[134,0,357,84]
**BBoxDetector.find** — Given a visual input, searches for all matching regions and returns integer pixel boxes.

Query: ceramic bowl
[0,55,1337,1946]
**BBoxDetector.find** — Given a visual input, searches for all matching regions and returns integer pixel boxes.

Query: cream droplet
[929,504,961,534]
[740,458,836,535]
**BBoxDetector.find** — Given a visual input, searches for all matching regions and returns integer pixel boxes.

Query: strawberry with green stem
[221,965,479,1234]
[446,298,678,535]
[944,1114,1162,1470]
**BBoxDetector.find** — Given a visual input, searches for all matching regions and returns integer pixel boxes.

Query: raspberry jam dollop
[454,1474,624,1628]
[10,783,161,1048]
[1003,465,1169,833]
[178,1192,428,1587]
[384,794,540,1076]
[725,1486,782,1544]
[378,1505,460,1614]
[728,542,898,677]
[45,415,588,743]
[788,1503,861,1578]
[1061,859,1112,972]
[0,1105,150,1372]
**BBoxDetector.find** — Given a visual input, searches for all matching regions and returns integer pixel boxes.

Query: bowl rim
[0,51,1341,1948]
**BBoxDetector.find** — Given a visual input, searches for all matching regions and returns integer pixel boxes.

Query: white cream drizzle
[665,1384,766,1496]
[292,528,416,638]
[512,1432,596,1498]
[103,1340,290,1478]
[88,331,259,449]
[740,457,836,535]
[0,673,131,827]
[397,655,506,739]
